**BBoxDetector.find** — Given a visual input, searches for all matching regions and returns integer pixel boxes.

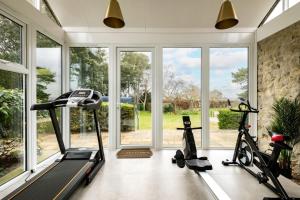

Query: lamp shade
[215,0,238,29]
[103,0,125,28]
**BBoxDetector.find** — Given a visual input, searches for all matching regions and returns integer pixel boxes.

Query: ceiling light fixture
[103,0,125,28]
[215,0,239,29]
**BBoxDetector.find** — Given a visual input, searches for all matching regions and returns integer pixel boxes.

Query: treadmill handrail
[31,91,102,111]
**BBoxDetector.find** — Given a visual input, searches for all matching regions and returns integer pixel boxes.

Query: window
[119,50,153,146]
[69,47,109,148]
[0,13,26,186]
[40,0,61,26]
[0,70,26,186]
[209,48,248,148]
[36,32,62,163]
[0,14,22,64]
[265,0,283,23]
[162,48,202,147]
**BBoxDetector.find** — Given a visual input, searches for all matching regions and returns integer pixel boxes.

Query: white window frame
[34,30,64,166]
[65,43,255,151]
[206,44,254,149]
[116,47,156,149]
[0,9,29,191]
[67,45,110,149]
[160,46,203,149]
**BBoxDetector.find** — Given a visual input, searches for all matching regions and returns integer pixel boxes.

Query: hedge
[70,102,135,133]
[217,110,241,129]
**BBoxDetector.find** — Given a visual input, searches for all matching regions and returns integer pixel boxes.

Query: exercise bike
[222,98,299,200]
[172,116,212,171]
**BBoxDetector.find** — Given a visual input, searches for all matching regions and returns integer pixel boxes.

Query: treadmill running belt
[8,160,89,200]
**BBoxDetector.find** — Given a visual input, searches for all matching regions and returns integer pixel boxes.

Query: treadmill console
[67,89,93,107]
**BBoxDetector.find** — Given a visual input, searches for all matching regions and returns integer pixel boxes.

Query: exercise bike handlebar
[176,127,202,130]
[227,98,259,113]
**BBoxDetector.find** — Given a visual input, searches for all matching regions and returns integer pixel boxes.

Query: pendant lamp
[215,0,239,29]
[103,0,125,28]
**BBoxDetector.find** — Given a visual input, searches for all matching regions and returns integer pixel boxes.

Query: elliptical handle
[176,128,185,130]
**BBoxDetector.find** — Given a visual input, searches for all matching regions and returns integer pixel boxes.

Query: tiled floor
[70,150,300,200]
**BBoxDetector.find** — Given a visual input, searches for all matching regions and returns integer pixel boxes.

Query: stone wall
[257,20,300,182]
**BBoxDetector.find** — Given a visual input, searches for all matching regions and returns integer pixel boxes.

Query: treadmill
[4,89,105,200]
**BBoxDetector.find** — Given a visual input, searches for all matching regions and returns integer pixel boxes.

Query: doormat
[116,148,153,159]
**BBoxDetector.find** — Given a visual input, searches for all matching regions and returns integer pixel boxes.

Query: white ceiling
[48,0,275,29]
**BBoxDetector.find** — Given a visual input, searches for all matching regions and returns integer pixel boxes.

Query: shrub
[179,110,199,115]
[0,87,23,138]
[137,103,144,111]
[218,110,240,129]
[163,103,174,113]
[70,102,135,132]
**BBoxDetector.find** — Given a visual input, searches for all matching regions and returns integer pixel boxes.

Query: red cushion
[271,134,284,142]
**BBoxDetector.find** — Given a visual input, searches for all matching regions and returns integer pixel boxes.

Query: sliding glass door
[117,48,154,147]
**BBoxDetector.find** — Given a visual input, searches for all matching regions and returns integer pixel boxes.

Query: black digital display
[71,90,92,98]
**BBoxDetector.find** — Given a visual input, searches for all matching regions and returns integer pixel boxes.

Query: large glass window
[0,14,22,64]
[209,48,248,148]
[0,13,26,186]
[119,50,153,146]
[0,70,25,186]
[162,48,202,147]
[36,32,62,163]
[69,47,109,148]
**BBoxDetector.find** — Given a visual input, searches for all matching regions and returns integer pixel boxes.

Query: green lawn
[138,109,226,130]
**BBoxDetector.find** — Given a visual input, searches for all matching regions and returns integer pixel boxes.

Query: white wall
[0,0,64,42]
[256,2,300,42]
[66,29,255,45]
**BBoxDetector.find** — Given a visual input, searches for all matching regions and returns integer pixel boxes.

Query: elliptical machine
[223,98,299,200]
[172,116,212,171]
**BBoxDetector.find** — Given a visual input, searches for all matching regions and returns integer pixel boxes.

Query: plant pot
[281,167,293,179]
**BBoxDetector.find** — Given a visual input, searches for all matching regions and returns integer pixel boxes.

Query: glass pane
[0,70,25,185]
[69,47,109,148]
[40,0,60,26]
[265,0,283,23]
[162,48,202,147]
[209,48,248,148]
[289,0,300,7]
[36,32,62,163]
[120,51,152,145]
[0,14,22,64]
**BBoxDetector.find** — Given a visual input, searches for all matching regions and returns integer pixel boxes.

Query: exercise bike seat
[185,159,213,171]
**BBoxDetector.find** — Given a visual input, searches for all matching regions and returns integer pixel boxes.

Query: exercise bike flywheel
[238,139,253,166]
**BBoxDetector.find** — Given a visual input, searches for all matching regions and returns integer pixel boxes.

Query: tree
[182,84,200,109]
[210,89,224,101]
[0,15,21,63]
[36,67,56,103]
[232,68,248,99]
[70,48,109,95]
[120,52,151,109]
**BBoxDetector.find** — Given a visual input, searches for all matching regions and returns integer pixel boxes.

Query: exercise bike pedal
[171,157,177,164]
[257,172,268,183]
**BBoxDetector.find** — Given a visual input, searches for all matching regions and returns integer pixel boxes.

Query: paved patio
[36,129,237,161]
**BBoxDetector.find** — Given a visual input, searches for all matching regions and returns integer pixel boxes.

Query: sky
[163,47,248,99]
[36,48,62,100]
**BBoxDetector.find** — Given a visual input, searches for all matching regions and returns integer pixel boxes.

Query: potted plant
[270,97,300,178]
